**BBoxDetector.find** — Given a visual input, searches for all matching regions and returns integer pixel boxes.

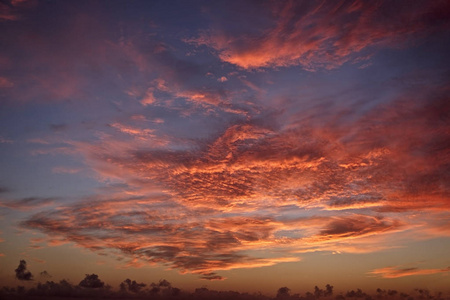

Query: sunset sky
[0,0,449,296]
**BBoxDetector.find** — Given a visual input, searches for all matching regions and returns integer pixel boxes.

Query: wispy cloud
[0,0,34,21]
[188,1,450,70]
[51,167,82,174]
[21,76,450,278]
[1,197,56,211]
[0,136,14,144]
[369,266,450,278]
[0,76,14,88]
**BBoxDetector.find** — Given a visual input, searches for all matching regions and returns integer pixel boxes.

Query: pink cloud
[17,63,450,280]
[22,112,439,279]
[0,0,35,21]
[189,1,450,70]
[0,76,14,88]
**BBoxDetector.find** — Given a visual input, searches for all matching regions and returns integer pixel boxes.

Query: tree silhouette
[120,278,146,293]
[276,287,290,299]
[159,279,171,287]
[314,285,323,298]
[325,284,333,296]
[79,274,104,288]
[15,260,33,281]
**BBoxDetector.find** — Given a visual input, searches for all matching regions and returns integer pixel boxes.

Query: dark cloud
[21,199,300,279]
[319,216,401,238]
[49,123,68,132]
[369,266,450,278]
[327,194,383,210]
[199,273,224,281]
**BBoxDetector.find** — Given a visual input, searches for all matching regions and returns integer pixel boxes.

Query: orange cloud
[189,1,450,70]
[20,81,450,279]
[369,266,450,278]
[0,0,34,21]
[110,123,156,140]
[138,77,249,116]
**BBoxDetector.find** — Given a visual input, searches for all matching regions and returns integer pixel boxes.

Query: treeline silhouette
[1,260,448,300]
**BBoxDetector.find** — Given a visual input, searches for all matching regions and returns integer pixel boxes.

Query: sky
[0,0,449,296]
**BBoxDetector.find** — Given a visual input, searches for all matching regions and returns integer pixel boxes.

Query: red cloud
[189,1,450,70]
[23,79,450,278]
[18,60,450,280]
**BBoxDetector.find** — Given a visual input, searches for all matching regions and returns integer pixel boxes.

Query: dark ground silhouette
[1,280,448,300]
[2,261,449,300]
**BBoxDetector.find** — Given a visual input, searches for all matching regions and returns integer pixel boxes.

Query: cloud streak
[0,197,56,211]
[369,266,450,278]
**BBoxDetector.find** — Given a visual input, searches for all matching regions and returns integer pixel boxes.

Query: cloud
[199,273,225,281]
[135,77,250,117]
[8,3,448,279]
[49,123,68,132]
[30,146,78,156]
[0,136,14,144]
[317,216,402,240]
[0,186,10,193]
[0,0,34,21]
[0,2,167,104]
[21,197,301,279]
[0,0,259,134]
[0,76,14,88]
[369,266,450,278]
[0,197,56,211]
[188,1,450,70]
[20,78,450,278]
[52,166,82,174]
